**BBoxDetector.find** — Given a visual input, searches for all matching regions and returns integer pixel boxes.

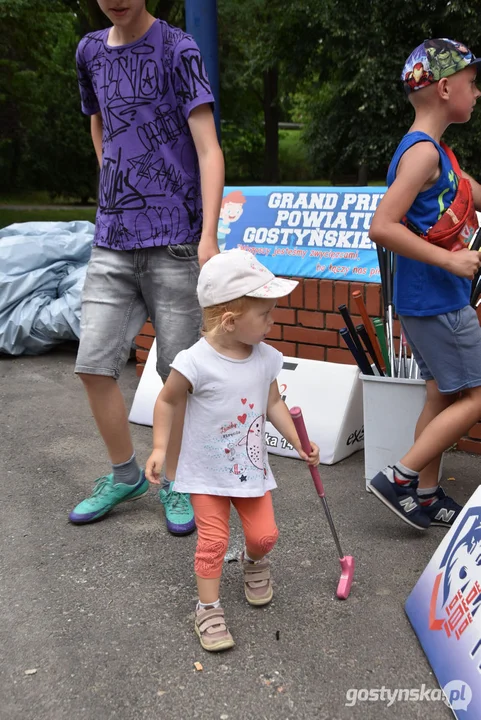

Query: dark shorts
[400,306,481,394]
[75,245,201,381]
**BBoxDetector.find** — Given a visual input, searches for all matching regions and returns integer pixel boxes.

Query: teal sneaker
[159,482,196,535]
[69,471,149,524]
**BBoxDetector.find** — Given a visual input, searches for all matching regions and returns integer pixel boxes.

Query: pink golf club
[290,406,355,599]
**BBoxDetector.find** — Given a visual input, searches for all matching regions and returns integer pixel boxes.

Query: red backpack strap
[440,141,462,176]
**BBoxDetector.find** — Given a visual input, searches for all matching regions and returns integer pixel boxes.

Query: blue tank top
[387,131,470,316]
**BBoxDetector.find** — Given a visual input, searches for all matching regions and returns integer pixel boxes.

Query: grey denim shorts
[75,244,201,381]
[400,305,481,394]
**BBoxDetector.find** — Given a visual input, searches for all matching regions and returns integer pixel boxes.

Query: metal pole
[185,0,221,142]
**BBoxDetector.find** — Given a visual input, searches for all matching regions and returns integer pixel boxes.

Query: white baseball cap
[197,249,299,308]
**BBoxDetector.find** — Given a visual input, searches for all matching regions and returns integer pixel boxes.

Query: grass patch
[281,179,386,186]
[0,191,95,206]
[282,179,332,186]
[279,129,311,182]
[0,208,97,229]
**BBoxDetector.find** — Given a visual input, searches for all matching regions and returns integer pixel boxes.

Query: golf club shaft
[339,328,373,375]
[397,331,403,378]
[376,244,388,315]
[290,407,345,559]
[385,250,395,376]
[338,305,365,355]
[373,317,391,375]
[356,324,384,376]
[352,291,385,371]
[388,304,395,376]
[402,335,408,379]
[468,229,481,306]
[468,227,481,251]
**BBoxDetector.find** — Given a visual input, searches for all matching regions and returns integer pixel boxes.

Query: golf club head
[336,555,355,599]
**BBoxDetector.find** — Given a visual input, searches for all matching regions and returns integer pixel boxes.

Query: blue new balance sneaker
[159,482,196,535]
[420,487,463,528]
[369,469,431,530]
[69,471,149,524]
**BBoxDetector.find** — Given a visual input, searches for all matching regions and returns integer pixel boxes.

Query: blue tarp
[0,221,94,355]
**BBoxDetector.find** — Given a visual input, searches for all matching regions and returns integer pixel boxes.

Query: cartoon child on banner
[217,190,246,250]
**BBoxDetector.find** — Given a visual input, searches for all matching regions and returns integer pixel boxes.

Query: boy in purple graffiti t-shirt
[69,0,224,535]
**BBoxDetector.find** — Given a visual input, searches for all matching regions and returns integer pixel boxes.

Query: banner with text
[218,186,385,283]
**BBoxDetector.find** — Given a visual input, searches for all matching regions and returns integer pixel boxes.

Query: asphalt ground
[1,347,478,720]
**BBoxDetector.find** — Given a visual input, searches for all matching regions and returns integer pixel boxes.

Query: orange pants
[190,492,279,579]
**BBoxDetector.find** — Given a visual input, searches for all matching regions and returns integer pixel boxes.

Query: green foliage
[0,0,186,200]
[0,0,96,199]
[217,0,323,182]
[0,208,97,229]
[23,15,96,200]
[2,0,481,197]
[221,121,264,183]
[278,130,311,182]
[302,0,481,181]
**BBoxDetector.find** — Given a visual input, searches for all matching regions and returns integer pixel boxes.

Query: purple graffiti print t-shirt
[76,19,215,250]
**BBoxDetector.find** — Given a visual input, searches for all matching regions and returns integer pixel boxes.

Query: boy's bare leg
[401,385,481,473]
[369,384,478,530]
[80,374,186,479]
[80,374,133,463]
[69,374,148,524]
[413,380,458,489]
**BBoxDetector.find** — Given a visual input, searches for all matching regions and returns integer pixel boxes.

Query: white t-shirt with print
[171,338,283,497]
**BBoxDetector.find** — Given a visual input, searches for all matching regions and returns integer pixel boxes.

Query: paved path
[1,348,476,719]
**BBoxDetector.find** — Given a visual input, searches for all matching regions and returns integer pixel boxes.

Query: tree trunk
[357,163,368,186]
[83,0,112,30]
[263,66,279,184]
[9,136,21,190]
[151,0,178,21]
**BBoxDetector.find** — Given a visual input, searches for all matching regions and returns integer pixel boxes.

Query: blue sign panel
[218,186,385,283]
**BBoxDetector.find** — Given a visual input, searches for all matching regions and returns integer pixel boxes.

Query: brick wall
[134,277,481,454]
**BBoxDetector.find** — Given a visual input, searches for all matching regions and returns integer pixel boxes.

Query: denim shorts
[75,244,201,381]
[400,306,481,394]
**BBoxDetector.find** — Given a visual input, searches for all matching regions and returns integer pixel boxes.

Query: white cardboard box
[264,356,364,464]
[361,373,442,488]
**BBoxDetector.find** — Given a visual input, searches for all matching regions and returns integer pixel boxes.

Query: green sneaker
[159,482,196,535]
[69,471,149,524]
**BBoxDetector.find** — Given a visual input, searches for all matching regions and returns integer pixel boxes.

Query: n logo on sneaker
[434,508,456,524]
[399,496,418,514]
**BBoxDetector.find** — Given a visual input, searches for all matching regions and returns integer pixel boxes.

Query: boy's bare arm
[462,170,481,211]
[370,143,481,279]
[188,104,225,267]
[90,112,103,167]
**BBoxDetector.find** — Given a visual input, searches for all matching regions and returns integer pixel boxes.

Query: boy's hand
[445,248,481,278]
[198,232,220,268]
[145,449,165,484]
[296,440,320,466]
